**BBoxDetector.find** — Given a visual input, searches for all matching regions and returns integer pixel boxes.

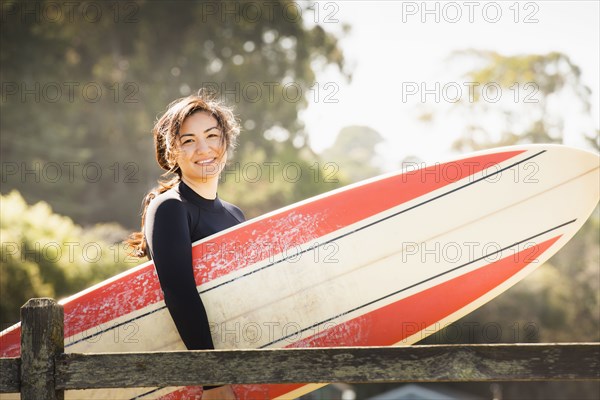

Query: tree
[0,0,350,227]
[447,50,593,151]
[320,125,384,183]
[0,191,136,327]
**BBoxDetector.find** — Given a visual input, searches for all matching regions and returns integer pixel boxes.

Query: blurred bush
[0,190,139,327]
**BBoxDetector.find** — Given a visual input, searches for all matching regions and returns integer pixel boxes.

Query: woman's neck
[181,176,219,200]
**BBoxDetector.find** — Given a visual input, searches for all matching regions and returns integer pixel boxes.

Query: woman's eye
[182,139,193,145]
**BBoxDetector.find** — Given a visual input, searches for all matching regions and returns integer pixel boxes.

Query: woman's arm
[145,198,215,350]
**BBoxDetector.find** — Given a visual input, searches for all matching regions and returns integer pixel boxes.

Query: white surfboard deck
[1,144,598,399]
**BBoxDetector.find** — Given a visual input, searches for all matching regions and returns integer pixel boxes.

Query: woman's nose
[195,138,210,153]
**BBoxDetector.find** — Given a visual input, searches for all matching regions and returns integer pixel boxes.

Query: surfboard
[1,144,598,399]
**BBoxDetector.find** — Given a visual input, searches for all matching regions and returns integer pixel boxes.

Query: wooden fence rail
[1,298,599,399]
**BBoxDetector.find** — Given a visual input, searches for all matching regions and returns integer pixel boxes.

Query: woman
[127,93,243,400]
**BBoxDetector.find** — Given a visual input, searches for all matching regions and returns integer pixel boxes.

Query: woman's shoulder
[147,184,187,216]
[220,199,246,222]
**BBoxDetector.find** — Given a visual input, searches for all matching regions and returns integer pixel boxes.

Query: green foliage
[446,50,593,151]
[320,125,384,183]
[0,191,137,327]
[0,0,349,228]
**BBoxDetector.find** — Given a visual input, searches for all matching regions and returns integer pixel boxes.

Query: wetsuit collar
[178,180,223,211]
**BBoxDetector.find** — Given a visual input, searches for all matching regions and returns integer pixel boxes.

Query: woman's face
[176,111,227,183]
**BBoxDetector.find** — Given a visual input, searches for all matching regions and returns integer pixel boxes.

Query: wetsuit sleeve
[145,198,215,350]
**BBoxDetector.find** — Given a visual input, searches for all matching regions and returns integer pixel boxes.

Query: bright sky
[302,0,600,170]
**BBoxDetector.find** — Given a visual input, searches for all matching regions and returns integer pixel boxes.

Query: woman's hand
[202,385,237,400]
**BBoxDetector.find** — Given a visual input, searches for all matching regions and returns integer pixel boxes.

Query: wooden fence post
[20,298,64,400]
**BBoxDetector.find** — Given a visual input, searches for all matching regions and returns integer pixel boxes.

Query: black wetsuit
[144,180,245,350]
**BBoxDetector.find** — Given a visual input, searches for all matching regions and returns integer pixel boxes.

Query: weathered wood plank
[20,298,64,400]
[0,357,20,393]
[56,343,600,389]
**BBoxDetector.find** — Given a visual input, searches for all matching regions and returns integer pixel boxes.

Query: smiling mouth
[194,158,217,165]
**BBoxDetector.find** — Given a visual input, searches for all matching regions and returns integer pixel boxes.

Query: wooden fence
[1,298,599,399]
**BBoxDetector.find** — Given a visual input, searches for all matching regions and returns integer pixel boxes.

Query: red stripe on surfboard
[160,386,203,400]
[0,325,20,357]
[289,235,560,348]
[191,150,526,284]
[163,383,300,400]
[167,235,560,400]
[0,150,525,358]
